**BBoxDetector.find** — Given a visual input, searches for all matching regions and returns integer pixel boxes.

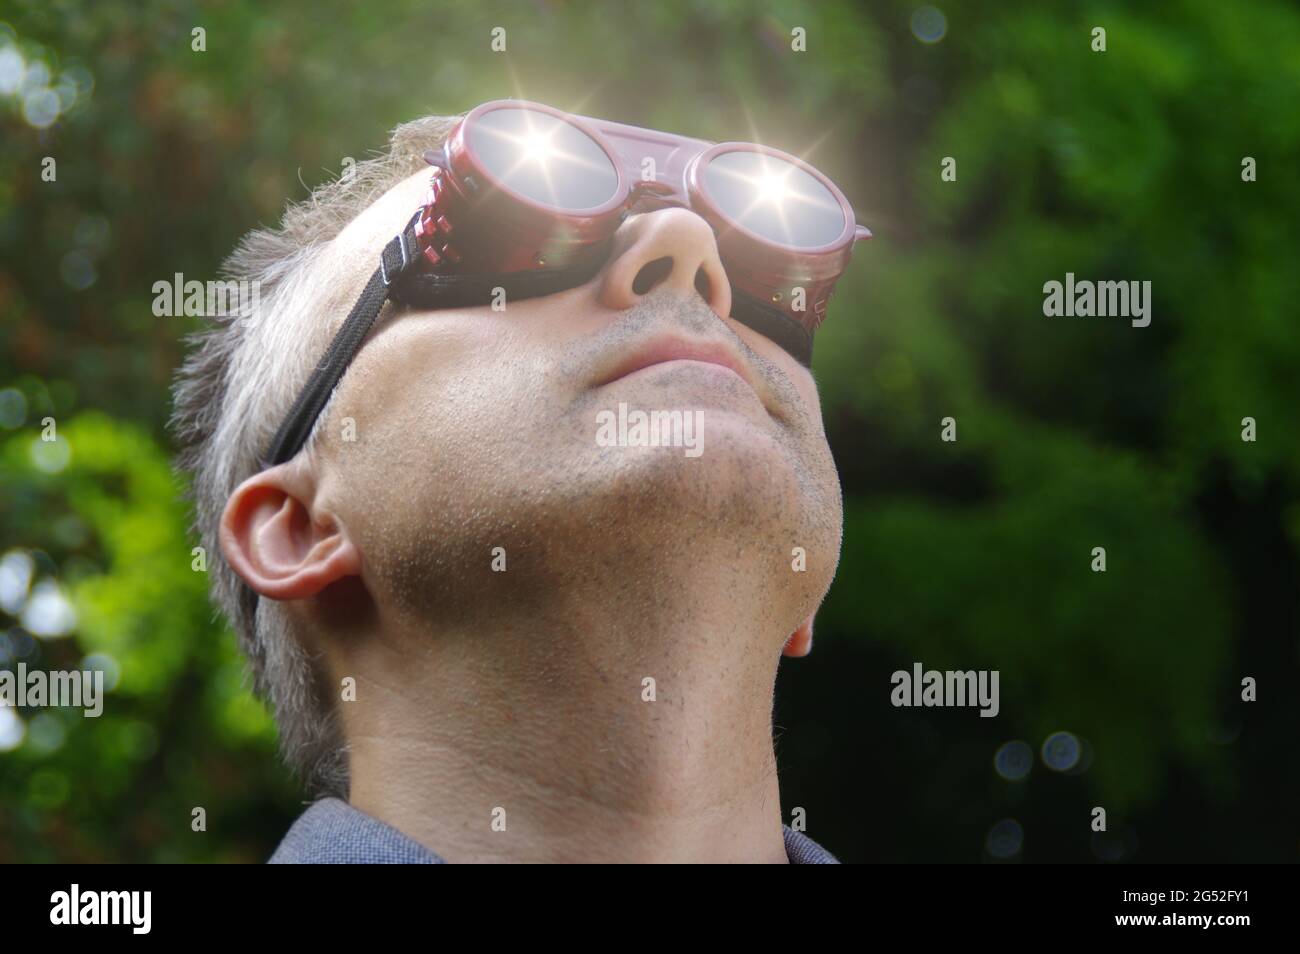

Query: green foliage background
[1,0,1296,862]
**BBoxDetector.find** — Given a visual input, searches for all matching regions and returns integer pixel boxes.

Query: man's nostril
[632,257,674,295]
[694,267,711,300]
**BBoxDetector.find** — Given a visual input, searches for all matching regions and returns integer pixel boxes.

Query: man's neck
[336,607,790,863]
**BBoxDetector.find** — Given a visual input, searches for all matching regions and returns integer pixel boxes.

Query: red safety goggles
[264,100,871,466]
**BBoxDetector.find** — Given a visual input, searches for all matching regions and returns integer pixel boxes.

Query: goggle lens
[702,150,846,249]
[468,106,620,211]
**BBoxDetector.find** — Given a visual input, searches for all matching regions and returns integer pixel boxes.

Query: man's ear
[782,615,815,658]
[219,464,361,601]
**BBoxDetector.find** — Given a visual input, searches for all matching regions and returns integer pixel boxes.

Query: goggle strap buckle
[381,213,423,287]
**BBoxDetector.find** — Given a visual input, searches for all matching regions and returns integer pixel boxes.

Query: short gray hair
[171,113,461,797]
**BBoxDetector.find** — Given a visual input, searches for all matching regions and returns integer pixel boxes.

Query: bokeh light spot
[30,434,71,473]
[26,711,66,754]
[986,818,1024,859]
[22,86,59,127]
[60,250,97,290]
[0,706,25,752]
[994,740,1033,781]
[0,549,35,614]
[0,388,27,428]
[1041,731,1081,772]
[911,6,948,44]
[21,579,76,638]
[83,652,122,692]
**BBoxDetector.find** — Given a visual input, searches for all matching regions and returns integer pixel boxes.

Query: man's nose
[596,208,732,319]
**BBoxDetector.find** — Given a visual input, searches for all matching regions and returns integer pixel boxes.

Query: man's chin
[586,422,840,627]
[573,411,830,564]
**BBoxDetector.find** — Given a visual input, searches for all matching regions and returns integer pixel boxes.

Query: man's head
[172,112,843,798]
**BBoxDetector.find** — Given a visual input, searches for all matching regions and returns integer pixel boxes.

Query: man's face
[309,168,843,639]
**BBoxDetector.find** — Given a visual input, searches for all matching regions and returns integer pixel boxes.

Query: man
[172,108,844,863]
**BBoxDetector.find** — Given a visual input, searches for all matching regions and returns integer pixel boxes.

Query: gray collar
[270,797,839,864]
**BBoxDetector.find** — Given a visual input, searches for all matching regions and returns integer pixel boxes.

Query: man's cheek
[420,385,563,477]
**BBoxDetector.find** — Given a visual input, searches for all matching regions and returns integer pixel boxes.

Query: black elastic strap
[261,266,388,466]
[261,217,421,466]
[391,252,610,311]
[730,296,814,367]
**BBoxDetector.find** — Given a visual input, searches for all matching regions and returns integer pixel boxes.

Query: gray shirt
[270,797,839,864]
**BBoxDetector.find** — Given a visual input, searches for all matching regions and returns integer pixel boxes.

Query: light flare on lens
[758,172,788,204]
[522,132,553,163]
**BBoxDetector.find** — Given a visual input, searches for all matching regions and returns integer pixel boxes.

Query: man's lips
[593,335,763,397]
